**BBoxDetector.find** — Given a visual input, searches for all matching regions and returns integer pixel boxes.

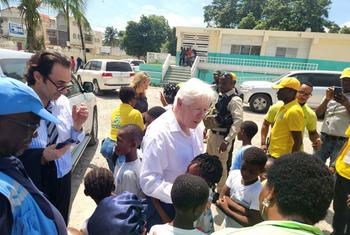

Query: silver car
[240,70,342,113]
[0,49,98,170]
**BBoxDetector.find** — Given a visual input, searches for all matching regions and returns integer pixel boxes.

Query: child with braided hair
[81,167,115,233]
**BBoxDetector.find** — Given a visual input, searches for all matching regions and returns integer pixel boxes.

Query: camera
[334,86,343,97]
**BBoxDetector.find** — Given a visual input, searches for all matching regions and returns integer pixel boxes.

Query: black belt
[211,130,228,136]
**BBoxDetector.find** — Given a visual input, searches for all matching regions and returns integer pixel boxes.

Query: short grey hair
[174,78,216,106]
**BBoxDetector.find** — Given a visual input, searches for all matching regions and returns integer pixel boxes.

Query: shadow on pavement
[96,90,119,100]
[70,143,99,205]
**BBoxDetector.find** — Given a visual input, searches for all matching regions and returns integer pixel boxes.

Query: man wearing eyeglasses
[261,82,320,153]
[206,72,243,192]
[18,51,89,224]
[0,77,67,234]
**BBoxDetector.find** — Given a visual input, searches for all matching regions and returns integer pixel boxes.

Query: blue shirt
[230,145,253,170]
[29,95,84,178]
[0,156,67,235]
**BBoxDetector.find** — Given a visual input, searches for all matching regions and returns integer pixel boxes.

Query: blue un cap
[0,76,59,124]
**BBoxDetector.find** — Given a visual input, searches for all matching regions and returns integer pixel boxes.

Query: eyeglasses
[2,118,39,133]
[298,90,312,97]
[46,76,72,92]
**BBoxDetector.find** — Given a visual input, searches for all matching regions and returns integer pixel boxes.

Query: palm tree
[50,0,90,61]
[17,0,43,51]
[103,26,118,47]
[0,0,43,51]
[50,0,88,42]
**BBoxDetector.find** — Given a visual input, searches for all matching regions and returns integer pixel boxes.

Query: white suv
[123,59,145,71]
[77,59,134,95]
[240,70,342,113]
[0,49,98,170]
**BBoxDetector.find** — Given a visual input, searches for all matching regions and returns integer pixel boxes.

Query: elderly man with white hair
[140,78,216,228]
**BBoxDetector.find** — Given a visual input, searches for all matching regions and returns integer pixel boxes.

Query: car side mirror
[83,81,94,93]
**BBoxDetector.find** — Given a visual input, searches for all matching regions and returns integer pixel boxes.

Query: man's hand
[219,141,228,153]
[159,91,168,107]
[216,196,229,211]
[328,166,336,174]
[72,103,89,131]
[325,87,334,101]
[261,144,268,153]
[42,144,72,163]
[312,138,322,151]
[334,93,350,107]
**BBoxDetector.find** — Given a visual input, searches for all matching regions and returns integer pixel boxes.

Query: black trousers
[41,161,71,225]
[333,173,350,235]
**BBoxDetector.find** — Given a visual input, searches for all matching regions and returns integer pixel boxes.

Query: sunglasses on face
[2,118,39,133]
[46,76,72,92]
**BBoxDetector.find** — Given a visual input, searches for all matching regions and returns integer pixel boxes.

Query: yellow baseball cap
[272,77,300,91]
[222,72,237,81]
[340,67,350,79]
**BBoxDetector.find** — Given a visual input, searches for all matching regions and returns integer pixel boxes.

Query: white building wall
[220,35,263,54]
[265,37,312,59]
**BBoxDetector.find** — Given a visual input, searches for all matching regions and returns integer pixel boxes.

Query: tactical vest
[215,93,237,129]
[0,172,58,235]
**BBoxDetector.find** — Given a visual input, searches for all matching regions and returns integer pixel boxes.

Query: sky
[34,0,350,32]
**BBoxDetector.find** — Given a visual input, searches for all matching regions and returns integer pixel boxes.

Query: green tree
[117,30,125,49]
[50,0,90,61]
[122,15,170,57]
[203,0,239,28]
[260,0,331,32]
[103,26,118,47]
[50,0,89,42]
[325,21,340,33]
[236,0,266,23]
[203,0,332,32]
[238,12,256,29]
[17,0,42,51]
[340,26,350,34]
[166,27,177,56]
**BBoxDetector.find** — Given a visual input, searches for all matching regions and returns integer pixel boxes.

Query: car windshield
[0,58,28,82]
[271,73,288,83]
[106,62,132,72]
[131,60,144,66]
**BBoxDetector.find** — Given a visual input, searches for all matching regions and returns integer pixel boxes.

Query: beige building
[0,7,103,53]
[176,26,350,69]
[0,7,26,50]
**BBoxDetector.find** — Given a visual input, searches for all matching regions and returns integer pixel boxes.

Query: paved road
[69,86,333,234]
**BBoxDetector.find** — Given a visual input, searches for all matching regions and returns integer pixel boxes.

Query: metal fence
[206,57,318,71]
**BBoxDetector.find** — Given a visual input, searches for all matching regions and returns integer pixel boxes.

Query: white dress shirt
[29,95,84,178]
[140,110,204,204]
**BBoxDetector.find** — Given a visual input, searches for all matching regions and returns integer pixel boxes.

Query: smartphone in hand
[55,138,79,149]
[334,86,343,97]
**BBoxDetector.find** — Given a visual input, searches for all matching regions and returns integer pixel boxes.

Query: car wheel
[93,80,102,96]
[249,94,271,113]
[88,108,98,146]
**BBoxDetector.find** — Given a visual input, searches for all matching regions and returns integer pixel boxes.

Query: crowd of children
[71,74,337,235]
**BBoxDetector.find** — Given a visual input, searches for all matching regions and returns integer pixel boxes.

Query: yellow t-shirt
[265,102,316,132]
[335,125,350,180]
[268,99,304,158]
[109,103,145,141]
